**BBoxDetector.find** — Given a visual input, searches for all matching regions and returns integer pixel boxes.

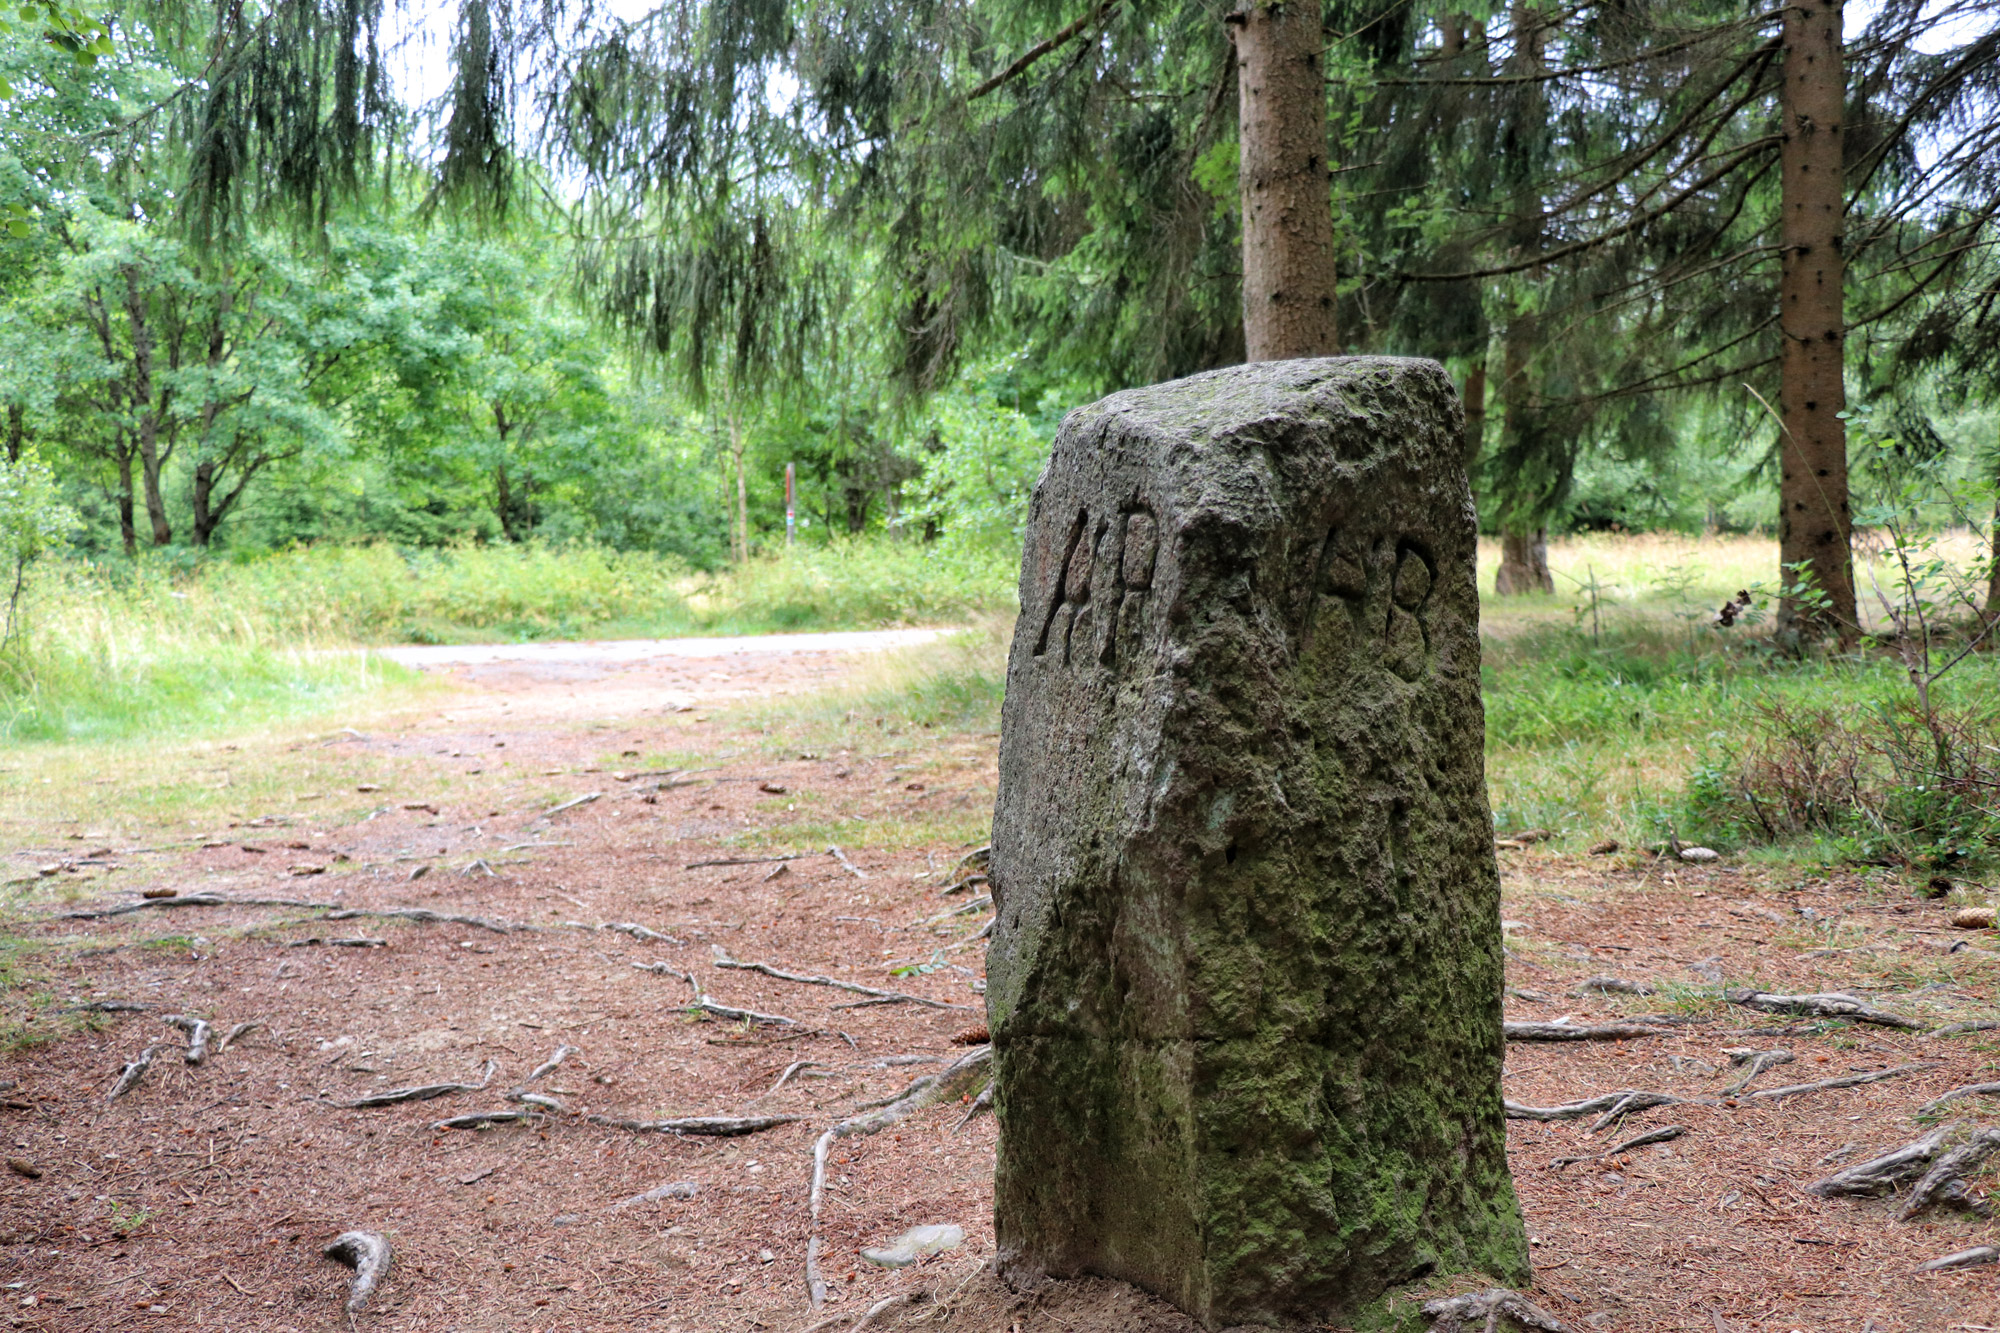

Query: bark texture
[989,357,1527,1328]
[1777,0,1856,639]
[1231,0,1339,361]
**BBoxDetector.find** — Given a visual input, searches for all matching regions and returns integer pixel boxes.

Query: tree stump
[989,357,1528,1328]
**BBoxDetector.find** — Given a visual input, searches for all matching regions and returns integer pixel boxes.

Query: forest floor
[0,632,1996,1333]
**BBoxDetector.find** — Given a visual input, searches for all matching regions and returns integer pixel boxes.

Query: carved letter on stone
[988,358,1527,1328]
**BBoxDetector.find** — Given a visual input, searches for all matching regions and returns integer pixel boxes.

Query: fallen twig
[585,1113,799,1136]
[333,1061,497,1109]
[1808,1124,1955,1197]
[106,1044,161,1101]
[806,1047,991,1308]
[1899,1127,2000,1221]
[1725,988,1926,1030]
[284,936,386,948]
[61,893,319,920]
[569,921,683,945]
[828,845,869,881]
[711,947,976,1011]
[323,1230,391,1314]
[164,1014,212,1066]
[1749,1060,1940,1102]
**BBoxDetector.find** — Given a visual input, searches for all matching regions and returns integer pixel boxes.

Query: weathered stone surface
[988,357,1528,1328]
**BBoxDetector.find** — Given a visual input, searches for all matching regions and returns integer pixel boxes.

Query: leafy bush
[1680,698,2000,868]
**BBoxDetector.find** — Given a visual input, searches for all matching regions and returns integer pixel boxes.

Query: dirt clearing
[0,635,1995,1331]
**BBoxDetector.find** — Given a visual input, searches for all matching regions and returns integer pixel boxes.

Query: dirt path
[1,641,1997,1332]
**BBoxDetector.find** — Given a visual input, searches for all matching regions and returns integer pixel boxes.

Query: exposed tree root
[1748,1060,1939,1102]
[1919,1244,1999,1271]
[333,1061,497,1109]
[324,906,523,933]
[217,1020,261,1052]
[1724,989,1925,1030]
[1898,1127,2000,1221]
[1503,1021,1671,1041]
[1575,975,1655,996]
[585,1113,800,1136]
[1506,1091,1670,1122]
[433,1110,541,1130]
[828,845,870,880]
[690,998,798,1026]
[1919,1081,2000,1115]
[1422,1287,1567,1332]
[1808,1125,1955,1197]
[1719,1048,1793,1095]
[57,894,525,933]
[609,1180,699,1211]
[323,1229,391,1314]
[506,1045,577,1104]
[106,1044,161,1101]
[164,1014,211,1065]
[568,921,683,944]
[1550,1125,1686,1169]
[1929,1020,2000,1039]
[806,1047,991,1308]
[711,947,976,1011]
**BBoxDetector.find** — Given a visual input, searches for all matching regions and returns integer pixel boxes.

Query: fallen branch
[828,845,869,881]
[1920,1082,2000,1115]
[333,1061,497,1109]
[284,937,386,948]
[1422,1288,1566,1332]
[1550,1124,1687,1169]
[585,1113,800,1136]
[1919,1245,1999,1271]
[1503,1021,1672,1041]
[711,947,977,1011]
[1898,1127,2000,1221]
[164,1014,211,1065]
[806,1047,992,1308]
[58,1000,155,1014]
[1749,1060,1940,1102]
[1725,988,1926,1030]
[1807,1124,1955,1197]
[106,1044,161,1101]
[61,893,319,920]
[323,1230,391,1314]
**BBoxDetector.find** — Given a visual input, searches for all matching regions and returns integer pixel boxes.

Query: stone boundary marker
[988,357,1529,1328]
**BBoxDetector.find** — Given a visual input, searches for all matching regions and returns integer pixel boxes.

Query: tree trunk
[1495,528,1552,595]
[1461,360,1487,468]
[1776,0,1856,642]
[125,270,173,548]
[4,404,22,465]
[1987,485,2000,619]
[1230,0,1339,361]
[730,408,749,561]
[116,450,137,558]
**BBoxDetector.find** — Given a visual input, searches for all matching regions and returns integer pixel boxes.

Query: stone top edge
[1062,355,1455,445]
